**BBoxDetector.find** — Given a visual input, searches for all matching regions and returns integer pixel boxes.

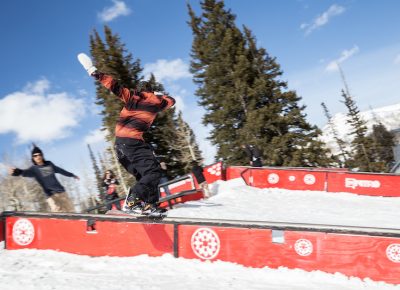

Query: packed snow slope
[169,178,400,229]
[1,242,399,290]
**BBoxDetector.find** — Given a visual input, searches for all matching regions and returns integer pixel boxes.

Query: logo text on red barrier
[345,178,381,189]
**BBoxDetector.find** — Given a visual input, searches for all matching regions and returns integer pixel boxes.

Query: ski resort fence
[235,166,400,197]
[2,212,400,285]
[1,162,400,285]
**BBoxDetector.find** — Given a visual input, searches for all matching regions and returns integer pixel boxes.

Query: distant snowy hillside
[320,103,400,155]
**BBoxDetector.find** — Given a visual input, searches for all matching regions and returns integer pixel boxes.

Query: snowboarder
[242,144,263,167]
[102,170,121,211]
[78,53,175,216]
[8,144,78,212]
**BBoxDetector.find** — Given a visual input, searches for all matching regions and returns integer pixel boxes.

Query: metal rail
[2,211,400,238]
[86,174,196,212]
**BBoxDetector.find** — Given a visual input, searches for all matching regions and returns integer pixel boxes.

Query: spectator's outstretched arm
[51,162,78,179]
[9,167,36,177]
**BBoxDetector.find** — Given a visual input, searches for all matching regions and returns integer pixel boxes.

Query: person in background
[191,160,211,199]
[8,144,78,212]
[242,144,263,167]
[158,161,172,197]
[102,170,121,211]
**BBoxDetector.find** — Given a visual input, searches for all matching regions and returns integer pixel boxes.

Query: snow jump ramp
[2,211,400,285]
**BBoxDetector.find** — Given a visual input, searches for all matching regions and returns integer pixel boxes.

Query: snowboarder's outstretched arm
[77,53,138,104]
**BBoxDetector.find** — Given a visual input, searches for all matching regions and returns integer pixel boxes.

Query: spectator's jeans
[47,192,74,213]
[105,194,121,210]
[199,182,211,198]
[159,176,172,196]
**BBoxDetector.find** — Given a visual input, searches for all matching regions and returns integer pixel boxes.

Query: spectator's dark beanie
[31,145,44,164]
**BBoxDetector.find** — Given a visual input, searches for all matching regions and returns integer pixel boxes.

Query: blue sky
[1,0,400,183]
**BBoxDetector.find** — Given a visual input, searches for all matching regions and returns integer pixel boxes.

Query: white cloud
[301,4,345,35]
[84,128,107,145]
[98,0,131,22]
[143,59,192,82]
[325,45,359,72]
[394,54,400,64]
[0,79,85,144]
[24,79,50,95]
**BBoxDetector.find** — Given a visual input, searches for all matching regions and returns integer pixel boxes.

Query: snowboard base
[106,209,167,220]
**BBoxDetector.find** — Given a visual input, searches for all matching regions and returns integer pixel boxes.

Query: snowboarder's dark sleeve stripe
[108,80,123,97]
[159,99,168,110]
[125,101,162,113]
[117,117,150,132]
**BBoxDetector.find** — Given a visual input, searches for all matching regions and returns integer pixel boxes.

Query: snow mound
[168,178,400,228]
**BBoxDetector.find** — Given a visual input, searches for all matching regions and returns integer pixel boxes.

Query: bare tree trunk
[110,143,128,194]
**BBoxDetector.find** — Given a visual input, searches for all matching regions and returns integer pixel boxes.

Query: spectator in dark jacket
[191,160,211,198]
[102,170,121,210]
[242,144,263,167]
[9,145,78,212]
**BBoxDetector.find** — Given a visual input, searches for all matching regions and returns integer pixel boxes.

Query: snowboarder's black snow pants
[115,137,161,204]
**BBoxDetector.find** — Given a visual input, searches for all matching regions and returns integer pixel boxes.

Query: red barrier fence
[239,167,400,197]
[203,162,224,184]
[0,216,4,243]
[3,213,400,284]
[243,168,327,191]
[159,174,200,208]
[158,162,225,208]
[327,172,400,197]
[5,215,174,257]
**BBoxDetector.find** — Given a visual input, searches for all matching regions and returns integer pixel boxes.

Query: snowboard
[106,208,168,220]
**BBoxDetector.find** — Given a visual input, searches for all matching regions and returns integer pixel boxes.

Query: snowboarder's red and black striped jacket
[97,73,175,141]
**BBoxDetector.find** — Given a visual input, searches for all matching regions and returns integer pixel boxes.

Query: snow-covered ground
[170,178,400,228]
[1,178,400,289]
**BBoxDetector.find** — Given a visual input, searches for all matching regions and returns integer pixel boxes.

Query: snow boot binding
[141,203,168,218]
[123,194,144,214]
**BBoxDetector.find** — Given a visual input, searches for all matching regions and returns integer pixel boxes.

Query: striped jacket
[98,73,176,141]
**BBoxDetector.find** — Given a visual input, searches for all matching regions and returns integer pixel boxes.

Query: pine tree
[341,89,373,171]
[188,0,333,167]
[368,122,395,172]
